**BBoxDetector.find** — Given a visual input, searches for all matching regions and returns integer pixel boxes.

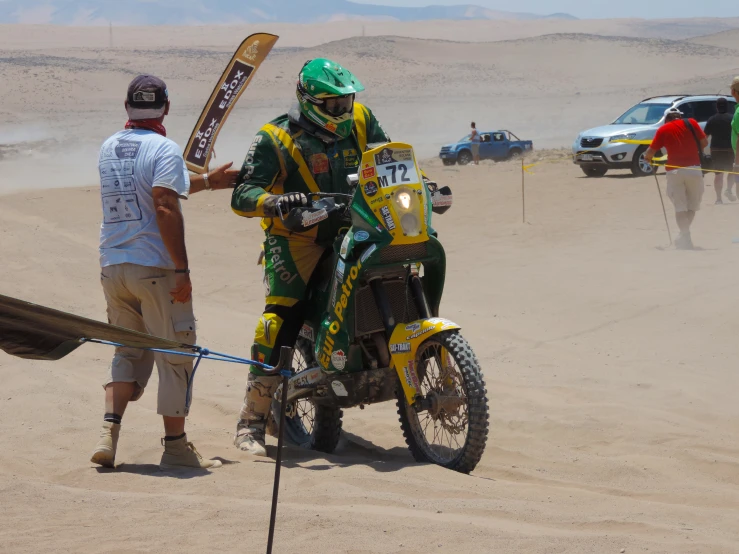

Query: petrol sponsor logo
[390,342,412,354]
[266,235,298,284]
[380,205,396,231]
[354,230,369,242]
[364,181,378,197]
[320,259,363,368]
[362,166,376,180]
[310,153,330,174]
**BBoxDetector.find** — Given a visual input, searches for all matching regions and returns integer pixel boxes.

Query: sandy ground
[3,16,739,554]
[3,156,739,553]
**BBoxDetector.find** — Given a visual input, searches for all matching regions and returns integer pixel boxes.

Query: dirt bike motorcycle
[267,141,489,474]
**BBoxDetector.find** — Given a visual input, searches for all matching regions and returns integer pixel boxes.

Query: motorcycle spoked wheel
[396,330,489,474]
[282,338,343,453]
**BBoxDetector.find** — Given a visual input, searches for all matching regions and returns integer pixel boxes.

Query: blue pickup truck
[439,130,533,165]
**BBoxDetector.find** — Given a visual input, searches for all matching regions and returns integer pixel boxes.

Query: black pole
[266,346,293,554]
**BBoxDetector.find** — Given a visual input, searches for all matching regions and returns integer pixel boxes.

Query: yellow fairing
[359,142,429,246]
[389,318,461,403]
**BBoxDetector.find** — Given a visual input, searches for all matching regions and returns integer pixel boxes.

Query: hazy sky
[355,0,739,19]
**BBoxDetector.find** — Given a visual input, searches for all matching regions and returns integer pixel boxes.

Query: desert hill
[1,0,576,25]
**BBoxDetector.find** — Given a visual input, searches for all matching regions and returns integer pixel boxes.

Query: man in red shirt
[645,107,708,249]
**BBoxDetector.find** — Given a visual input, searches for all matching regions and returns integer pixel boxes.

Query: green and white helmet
[296,58,365,140]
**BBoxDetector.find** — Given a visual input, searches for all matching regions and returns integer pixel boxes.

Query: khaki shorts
[101,263,197,417]
[666,168,704,213]
[470,143,480,156]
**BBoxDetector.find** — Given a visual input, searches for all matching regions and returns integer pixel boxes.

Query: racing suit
[231,103,389,375]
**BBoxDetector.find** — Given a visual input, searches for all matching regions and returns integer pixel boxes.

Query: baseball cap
[731,76,739,93]
[126,75,169,120]
[664,107,683,118]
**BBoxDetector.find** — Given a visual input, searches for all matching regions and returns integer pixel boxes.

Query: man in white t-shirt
[91,75,237,470]
[470,121,481,165]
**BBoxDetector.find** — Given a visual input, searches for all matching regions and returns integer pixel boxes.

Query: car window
[614,103,671,125]
[693,101,718,122]
[480,134,490,143]
[493,133,505,142]
[459,134,471,142]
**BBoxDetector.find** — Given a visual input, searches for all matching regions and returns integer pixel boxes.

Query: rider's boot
[234,373,281,457]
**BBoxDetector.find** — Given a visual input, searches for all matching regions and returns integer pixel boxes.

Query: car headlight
[610,133,637,143]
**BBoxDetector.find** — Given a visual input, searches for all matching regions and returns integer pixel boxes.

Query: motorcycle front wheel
[282,337,343,454]
[396,330,489,474]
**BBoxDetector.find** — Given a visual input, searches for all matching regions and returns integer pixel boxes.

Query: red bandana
[125,119,167,137]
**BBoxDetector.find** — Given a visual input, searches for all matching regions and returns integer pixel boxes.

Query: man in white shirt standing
[470,121,481,165]
[91,75,237,470]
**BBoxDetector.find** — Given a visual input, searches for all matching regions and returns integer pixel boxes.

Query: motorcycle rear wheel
[396,330,489,474]
[283,338,343,453]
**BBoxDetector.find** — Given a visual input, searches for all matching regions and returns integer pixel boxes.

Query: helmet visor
[323,94,355,117]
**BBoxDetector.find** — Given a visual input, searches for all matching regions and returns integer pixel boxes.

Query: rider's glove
[264,192,308,217]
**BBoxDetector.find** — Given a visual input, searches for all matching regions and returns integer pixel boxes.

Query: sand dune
[3,17,739,553]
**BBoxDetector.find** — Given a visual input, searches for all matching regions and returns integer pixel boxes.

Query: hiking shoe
[90,422,120,468]
[159,436,222,470]
[716,199,724,204]
[234,425,267,457]
[726,191,737,202]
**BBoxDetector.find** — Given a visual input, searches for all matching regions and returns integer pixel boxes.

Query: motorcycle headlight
[393,187,423,237]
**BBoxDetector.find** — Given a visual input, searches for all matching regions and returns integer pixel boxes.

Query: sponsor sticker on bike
[331,349,347,370]
[380,205,396,231]
[362,166,376,180]
[364,181,378,197]
[302,208,328,227]
[360,243,377,263]
[340,234,351,258]
[336,259,346,280]
[354,230,369,242]
[390,342,412,354]
[405,322,421,332]
[299,324,314,342]
[331,380,349,397]
[406,326,436,340]
[431,192,453,208]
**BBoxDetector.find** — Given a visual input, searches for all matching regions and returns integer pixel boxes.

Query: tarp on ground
[0,293,195,361]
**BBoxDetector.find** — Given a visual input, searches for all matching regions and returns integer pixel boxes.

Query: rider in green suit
[231,58,390,456]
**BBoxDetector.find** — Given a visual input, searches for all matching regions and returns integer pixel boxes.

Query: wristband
[203,173,211,191]
[175,269,190,274]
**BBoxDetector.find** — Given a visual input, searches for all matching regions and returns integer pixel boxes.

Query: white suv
[573,95,736,178]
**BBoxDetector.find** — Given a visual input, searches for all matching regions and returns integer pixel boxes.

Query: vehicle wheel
[631,145,657,177]
[442,159,456,166]
[457,150,473,166]
[283,337,343,453]
[508,148,522,160]
[396,330,489,474]
[581,165,608,177]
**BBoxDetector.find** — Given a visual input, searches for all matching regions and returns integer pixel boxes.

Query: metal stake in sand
[266,346,294,554]
[521,157,526,224]
[653,171,672,246]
